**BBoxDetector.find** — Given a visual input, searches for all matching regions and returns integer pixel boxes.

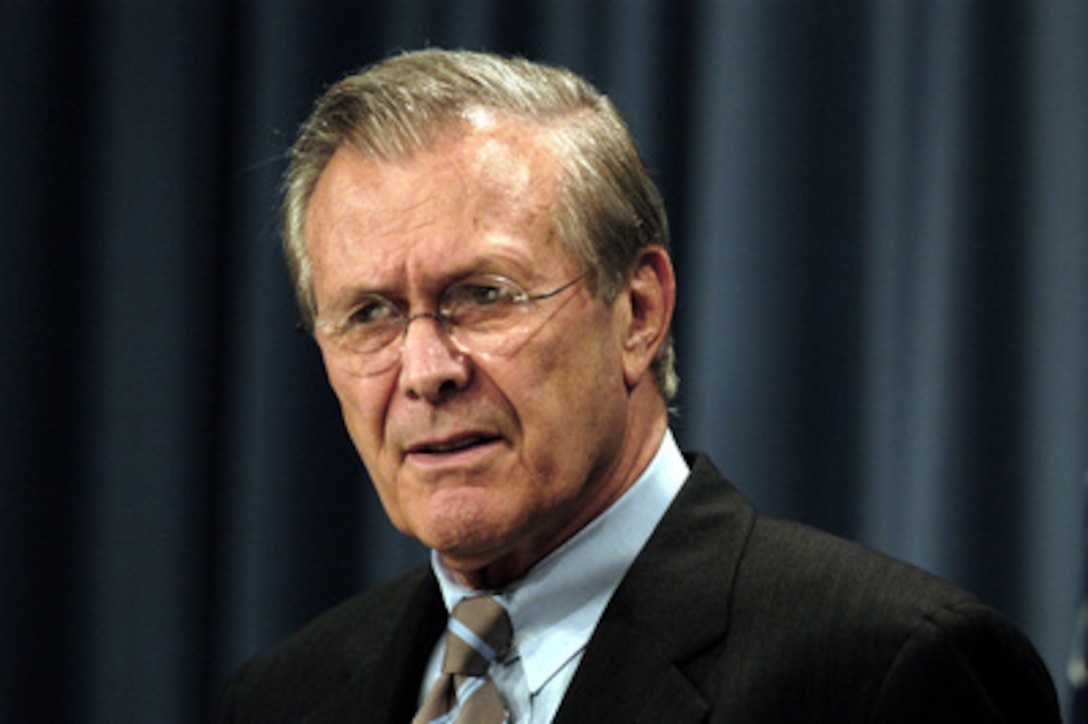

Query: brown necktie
[413,596,513,723]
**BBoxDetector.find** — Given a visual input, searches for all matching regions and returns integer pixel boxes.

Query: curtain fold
[4,1,1085,721]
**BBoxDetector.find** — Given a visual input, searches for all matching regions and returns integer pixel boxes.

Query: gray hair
[283,48,677,399]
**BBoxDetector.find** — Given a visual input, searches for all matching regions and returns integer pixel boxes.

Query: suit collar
[555,453,756,722]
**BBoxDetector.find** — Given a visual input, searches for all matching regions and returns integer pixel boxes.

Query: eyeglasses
[311,271,589,376]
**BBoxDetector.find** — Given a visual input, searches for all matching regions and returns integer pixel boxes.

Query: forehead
[306,116,564,257]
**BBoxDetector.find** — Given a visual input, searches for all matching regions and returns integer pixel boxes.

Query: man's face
[304,119,641,584]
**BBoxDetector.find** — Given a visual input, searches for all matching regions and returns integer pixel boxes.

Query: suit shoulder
[732,513,989,683]
[726,515,1059,718]
[218,566,433,722]
[745,514,969,609]
[267,565,432,662]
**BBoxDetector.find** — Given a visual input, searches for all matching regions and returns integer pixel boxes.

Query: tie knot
[443,596,512,676]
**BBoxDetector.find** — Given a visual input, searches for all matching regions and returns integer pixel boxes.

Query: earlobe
[620,246,676,389]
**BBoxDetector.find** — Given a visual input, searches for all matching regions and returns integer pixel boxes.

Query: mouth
[407,432,503,458]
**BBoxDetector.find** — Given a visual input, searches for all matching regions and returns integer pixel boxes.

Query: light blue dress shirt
[421,429,689,723]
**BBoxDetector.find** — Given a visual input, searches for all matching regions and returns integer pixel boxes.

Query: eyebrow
[318,245,542,315]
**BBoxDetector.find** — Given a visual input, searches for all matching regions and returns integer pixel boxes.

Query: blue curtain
[3,1,1085,721]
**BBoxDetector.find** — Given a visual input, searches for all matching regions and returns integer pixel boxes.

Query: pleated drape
[3,2,1084,721]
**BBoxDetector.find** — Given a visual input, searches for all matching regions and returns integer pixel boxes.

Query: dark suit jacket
[219,454,1060,722]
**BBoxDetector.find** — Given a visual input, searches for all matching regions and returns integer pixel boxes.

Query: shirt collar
[432,429,689,694]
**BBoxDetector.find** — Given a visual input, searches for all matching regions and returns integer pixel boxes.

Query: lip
[404,431,505,468]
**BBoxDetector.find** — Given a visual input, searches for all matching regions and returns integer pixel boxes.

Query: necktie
[414,596,513,723]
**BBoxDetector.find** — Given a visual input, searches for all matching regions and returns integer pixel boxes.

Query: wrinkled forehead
[303,115,572,283]
[323,112,563,237]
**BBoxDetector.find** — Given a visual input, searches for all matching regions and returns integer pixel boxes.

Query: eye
[448,276,526,308]
[344,295,400,327]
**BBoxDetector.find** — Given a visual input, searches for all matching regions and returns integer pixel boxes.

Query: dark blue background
[3,1,1085,720]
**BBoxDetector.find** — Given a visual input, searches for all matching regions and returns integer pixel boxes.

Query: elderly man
[219,49,1058,722]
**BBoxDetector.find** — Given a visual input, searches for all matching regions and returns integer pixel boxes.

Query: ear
[619,246,675,390]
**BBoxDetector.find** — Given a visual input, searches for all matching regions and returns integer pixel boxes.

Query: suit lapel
[556,454,756,722]
[554,619,711,722]
[304,569,446,722]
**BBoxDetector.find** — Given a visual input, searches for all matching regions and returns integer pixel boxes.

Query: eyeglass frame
[301,270,591,375]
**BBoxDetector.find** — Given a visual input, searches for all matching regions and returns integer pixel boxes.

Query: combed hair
[283,48,677,399]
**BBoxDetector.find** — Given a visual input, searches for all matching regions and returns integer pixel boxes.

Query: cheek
[325,367,389,469]
[514,320,626,473]
[327,371,412,528]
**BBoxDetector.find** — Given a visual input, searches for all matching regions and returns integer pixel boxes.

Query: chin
[417,493,509,548]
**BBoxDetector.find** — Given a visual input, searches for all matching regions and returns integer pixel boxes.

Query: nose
[397,312,471,403]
